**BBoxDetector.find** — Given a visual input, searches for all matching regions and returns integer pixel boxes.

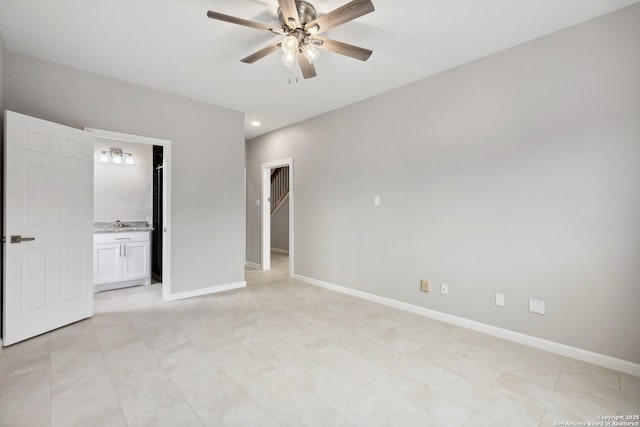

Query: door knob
[10,235,36,243]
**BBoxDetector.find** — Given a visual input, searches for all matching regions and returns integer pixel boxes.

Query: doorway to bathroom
[88,128,172,299]
[152,145,163,283]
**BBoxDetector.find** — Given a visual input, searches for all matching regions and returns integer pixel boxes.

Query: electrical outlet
[496,293,505,306]
[441,283,449,295]
[420,279,430,292]
[529,299,545,315]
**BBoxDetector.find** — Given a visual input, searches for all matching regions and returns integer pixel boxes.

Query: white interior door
[3,111,94,346]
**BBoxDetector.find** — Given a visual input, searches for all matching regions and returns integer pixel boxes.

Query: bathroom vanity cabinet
[93,231,151,292]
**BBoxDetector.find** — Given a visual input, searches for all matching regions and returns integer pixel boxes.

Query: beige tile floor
[1,251,638,426]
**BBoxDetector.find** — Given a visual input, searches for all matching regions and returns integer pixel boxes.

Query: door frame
[261,158,293,277]
[85,128,173,300]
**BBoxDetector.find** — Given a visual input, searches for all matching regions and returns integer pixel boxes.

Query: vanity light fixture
[124,153,135,165]
[100,148,134,165]
[112,151,123,164]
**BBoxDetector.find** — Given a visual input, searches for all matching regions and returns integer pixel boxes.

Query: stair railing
[271,166,289,213]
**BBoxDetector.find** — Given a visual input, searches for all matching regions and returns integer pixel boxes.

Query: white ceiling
[0,0,637,138]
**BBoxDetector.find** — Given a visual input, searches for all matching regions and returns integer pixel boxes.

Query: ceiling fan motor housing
[278,0,317,28]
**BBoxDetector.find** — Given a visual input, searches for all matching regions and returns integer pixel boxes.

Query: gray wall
[247,5,640,363]
[6,53,245,295]
[94,140,153,223]
[271,196,289,252]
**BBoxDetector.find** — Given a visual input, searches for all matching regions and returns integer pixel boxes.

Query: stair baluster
[270,166,290,214]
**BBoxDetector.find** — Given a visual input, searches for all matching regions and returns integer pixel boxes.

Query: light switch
[373,196,380,207]
[496,293,505,306]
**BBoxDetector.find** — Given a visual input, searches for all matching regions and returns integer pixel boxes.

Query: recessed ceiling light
[250,120,261,127]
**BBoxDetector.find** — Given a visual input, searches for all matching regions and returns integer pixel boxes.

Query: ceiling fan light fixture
[206,0,375,79]
[281,35,299,53]
[281,51,296,67]
[302,44,319,63]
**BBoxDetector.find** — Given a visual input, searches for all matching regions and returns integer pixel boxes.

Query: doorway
[152,145,163,283]
[86,128,172,299]
[261,158,294,276]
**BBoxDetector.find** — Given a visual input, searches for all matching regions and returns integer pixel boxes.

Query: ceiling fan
[207,0,375,79]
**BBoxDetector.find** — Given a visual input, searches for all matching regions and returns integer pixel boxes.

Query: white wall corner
[292,274,640,377]
[163,281,246,301]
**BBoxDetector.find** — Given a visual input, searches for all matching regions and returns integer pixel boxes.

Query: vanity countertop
[94,221,153,233]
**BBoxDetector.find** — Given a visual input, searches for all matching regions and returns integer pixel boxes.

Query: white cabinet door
[122,242,150,281]
[3,111,94,346]
[94,243,123,285]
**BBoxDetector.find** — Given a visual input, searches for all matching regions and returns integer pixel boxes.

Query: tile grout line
[552,370,562,390]
[489,371,552,421]
[266,346,399,426]
[89,316,131,427]
[382,371,474,425]
[226,361,286,426]
[619,371,622,391]
[187,331,285,427]
[147,341,207,427]
[538,410,548,427]
[459,411,475,427]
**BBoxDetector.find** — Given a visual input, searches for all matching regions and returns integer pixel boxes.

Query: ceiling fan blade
[305,0,374,35]
[313,37,372,61]
[207,10,281,33]
[278,0,300,29]
[299,54,317,79]
[241,43,281,64]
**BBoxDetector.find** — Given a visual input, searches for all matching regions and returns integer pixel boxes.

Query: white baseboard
[292,274,640,377]
[163,281,246,301]
[245,261,262,270]
[94,278,150,293]
[271,248,289,254]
